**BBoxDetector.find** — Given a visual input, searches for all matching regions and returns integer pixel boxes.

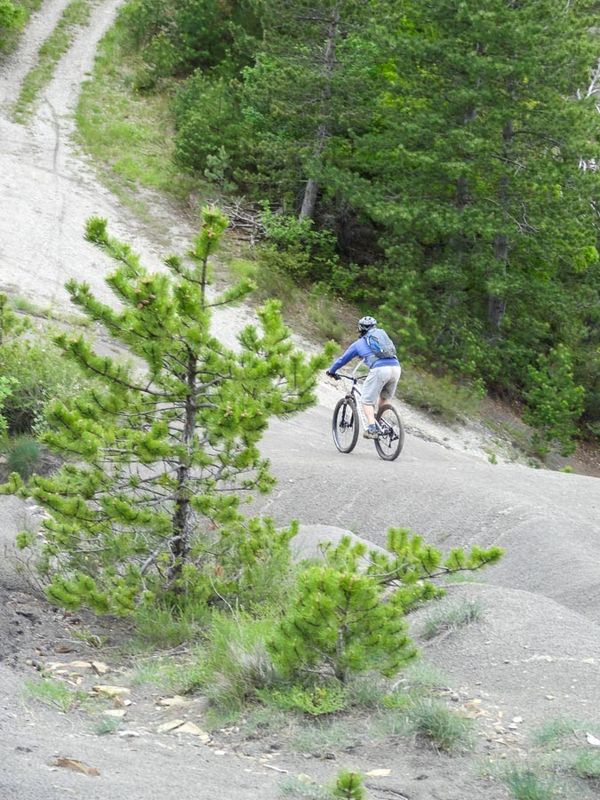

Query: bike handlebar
[331,372,366,383]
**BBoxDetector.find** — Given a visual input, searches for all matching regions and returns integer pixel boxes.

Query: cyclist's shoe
[363,423,381,439]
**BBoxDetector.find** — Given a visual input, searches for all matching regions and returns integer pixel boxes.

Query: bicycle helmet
[358,315,377,334]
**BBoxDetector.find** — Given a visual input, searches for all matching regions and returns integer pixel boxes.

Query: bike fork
[354,398,368,431]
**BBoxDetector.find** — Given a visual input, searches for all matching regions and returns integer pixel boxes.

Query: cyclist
[326,316,401,438]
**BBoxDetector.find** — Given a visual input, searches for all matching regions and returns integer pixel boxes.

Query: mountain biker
[326,316,401,438]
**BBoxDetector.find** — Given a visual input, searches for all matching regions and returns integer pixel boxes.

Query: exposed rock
[92,685,130,698]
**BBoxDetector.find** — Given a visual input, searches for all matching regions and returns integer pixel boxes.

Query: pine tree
[240,0,400,219]
[8,207,330,614]
[269,531,502,682]
[349,0,600,391]
[333,771,365,800]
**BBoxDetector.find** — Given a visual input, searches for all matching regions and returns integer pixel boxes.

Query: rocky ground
[1,3,600,799]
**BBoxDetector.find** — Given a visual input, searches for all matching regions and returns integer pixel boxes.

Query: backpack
[364,327,397,364]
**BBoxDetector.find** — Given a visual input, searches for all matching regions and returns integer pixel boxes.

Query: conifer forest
[117,0,600,451]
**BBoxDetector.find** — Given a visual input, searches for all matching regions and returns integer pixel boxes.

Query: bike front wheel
[375,404,404,461]
[332,397,359,453]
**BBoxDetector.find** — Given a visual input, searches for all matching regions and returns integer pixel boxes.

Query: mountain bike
[331,371,404,461]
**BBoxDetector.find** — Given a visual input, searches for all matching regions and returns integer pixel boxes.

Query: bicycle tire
[332,397,359,453]
[375,404,404,461]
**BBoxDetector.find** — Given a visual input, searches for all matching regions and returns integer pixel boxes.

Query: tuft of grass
[393,660,449,692]
[406,697,473,751]
[292,718,365,754]
[6,435,41,480]
[92,715,122,735]
[8,295,91,328]
[503,768,556,800]
[422,598,483,640]
[24,677,85,712]
[128,654,205,694]
[202,613,278,712]
[572,749,600,780]
[132,602,207,650]
[399,368,482,423]
[71,628,107,648]
[10,295,50,317]
[279,777,333,799]
[533,718,577,747]
[226,255,348,344]
[13,0,92,121]
[374,706,414,737]
[345,676,388,710]
[236,705,291,738]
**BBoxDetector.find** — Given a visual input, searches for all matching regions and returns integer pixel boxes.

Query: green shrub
[120,0,260,83]
[207,517,296,612]
[268,538,418,683]
[0,0,26,52]
[173,74,244,184]
[524,344,585,457]
[258,210,339,283]
[6,436,41,480]
[0,338,89,435]
[0,375,14,440]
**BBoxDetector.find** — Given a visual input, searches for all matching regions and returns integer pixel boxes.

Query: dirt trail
[1,3,600,799]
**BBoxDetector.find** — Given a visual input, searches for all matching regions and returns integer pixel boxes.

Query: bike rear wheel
[375,404,404,461]
[332,397,359,453]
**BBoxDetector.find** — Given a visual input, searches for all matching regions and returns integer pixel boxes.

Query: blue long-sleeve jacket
[328,337,399,374]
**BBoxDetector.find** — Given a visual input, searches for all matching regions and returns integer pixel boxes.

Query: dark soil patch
[0,584,132,667]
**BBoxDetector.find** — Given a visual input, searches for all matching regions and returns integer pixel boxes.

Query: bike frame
[335,368,369,432]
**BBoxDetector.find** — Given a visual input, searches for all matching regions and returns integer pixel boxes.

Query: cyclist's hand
[326,370,340,380]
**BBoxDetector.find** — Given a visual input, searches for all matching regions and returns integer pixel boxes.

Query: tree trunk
[168,350,197,584]
[298,7,340,220]
[300,124,328,220]
[488,118,513,335]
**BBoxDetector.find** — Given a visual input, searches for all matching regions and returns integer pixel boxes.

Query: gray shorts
[362,365,401,406]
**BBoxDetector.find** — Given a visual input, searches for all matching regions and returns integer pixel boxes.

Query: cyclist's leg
[379,366,402,407]
[362,368,386,432]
